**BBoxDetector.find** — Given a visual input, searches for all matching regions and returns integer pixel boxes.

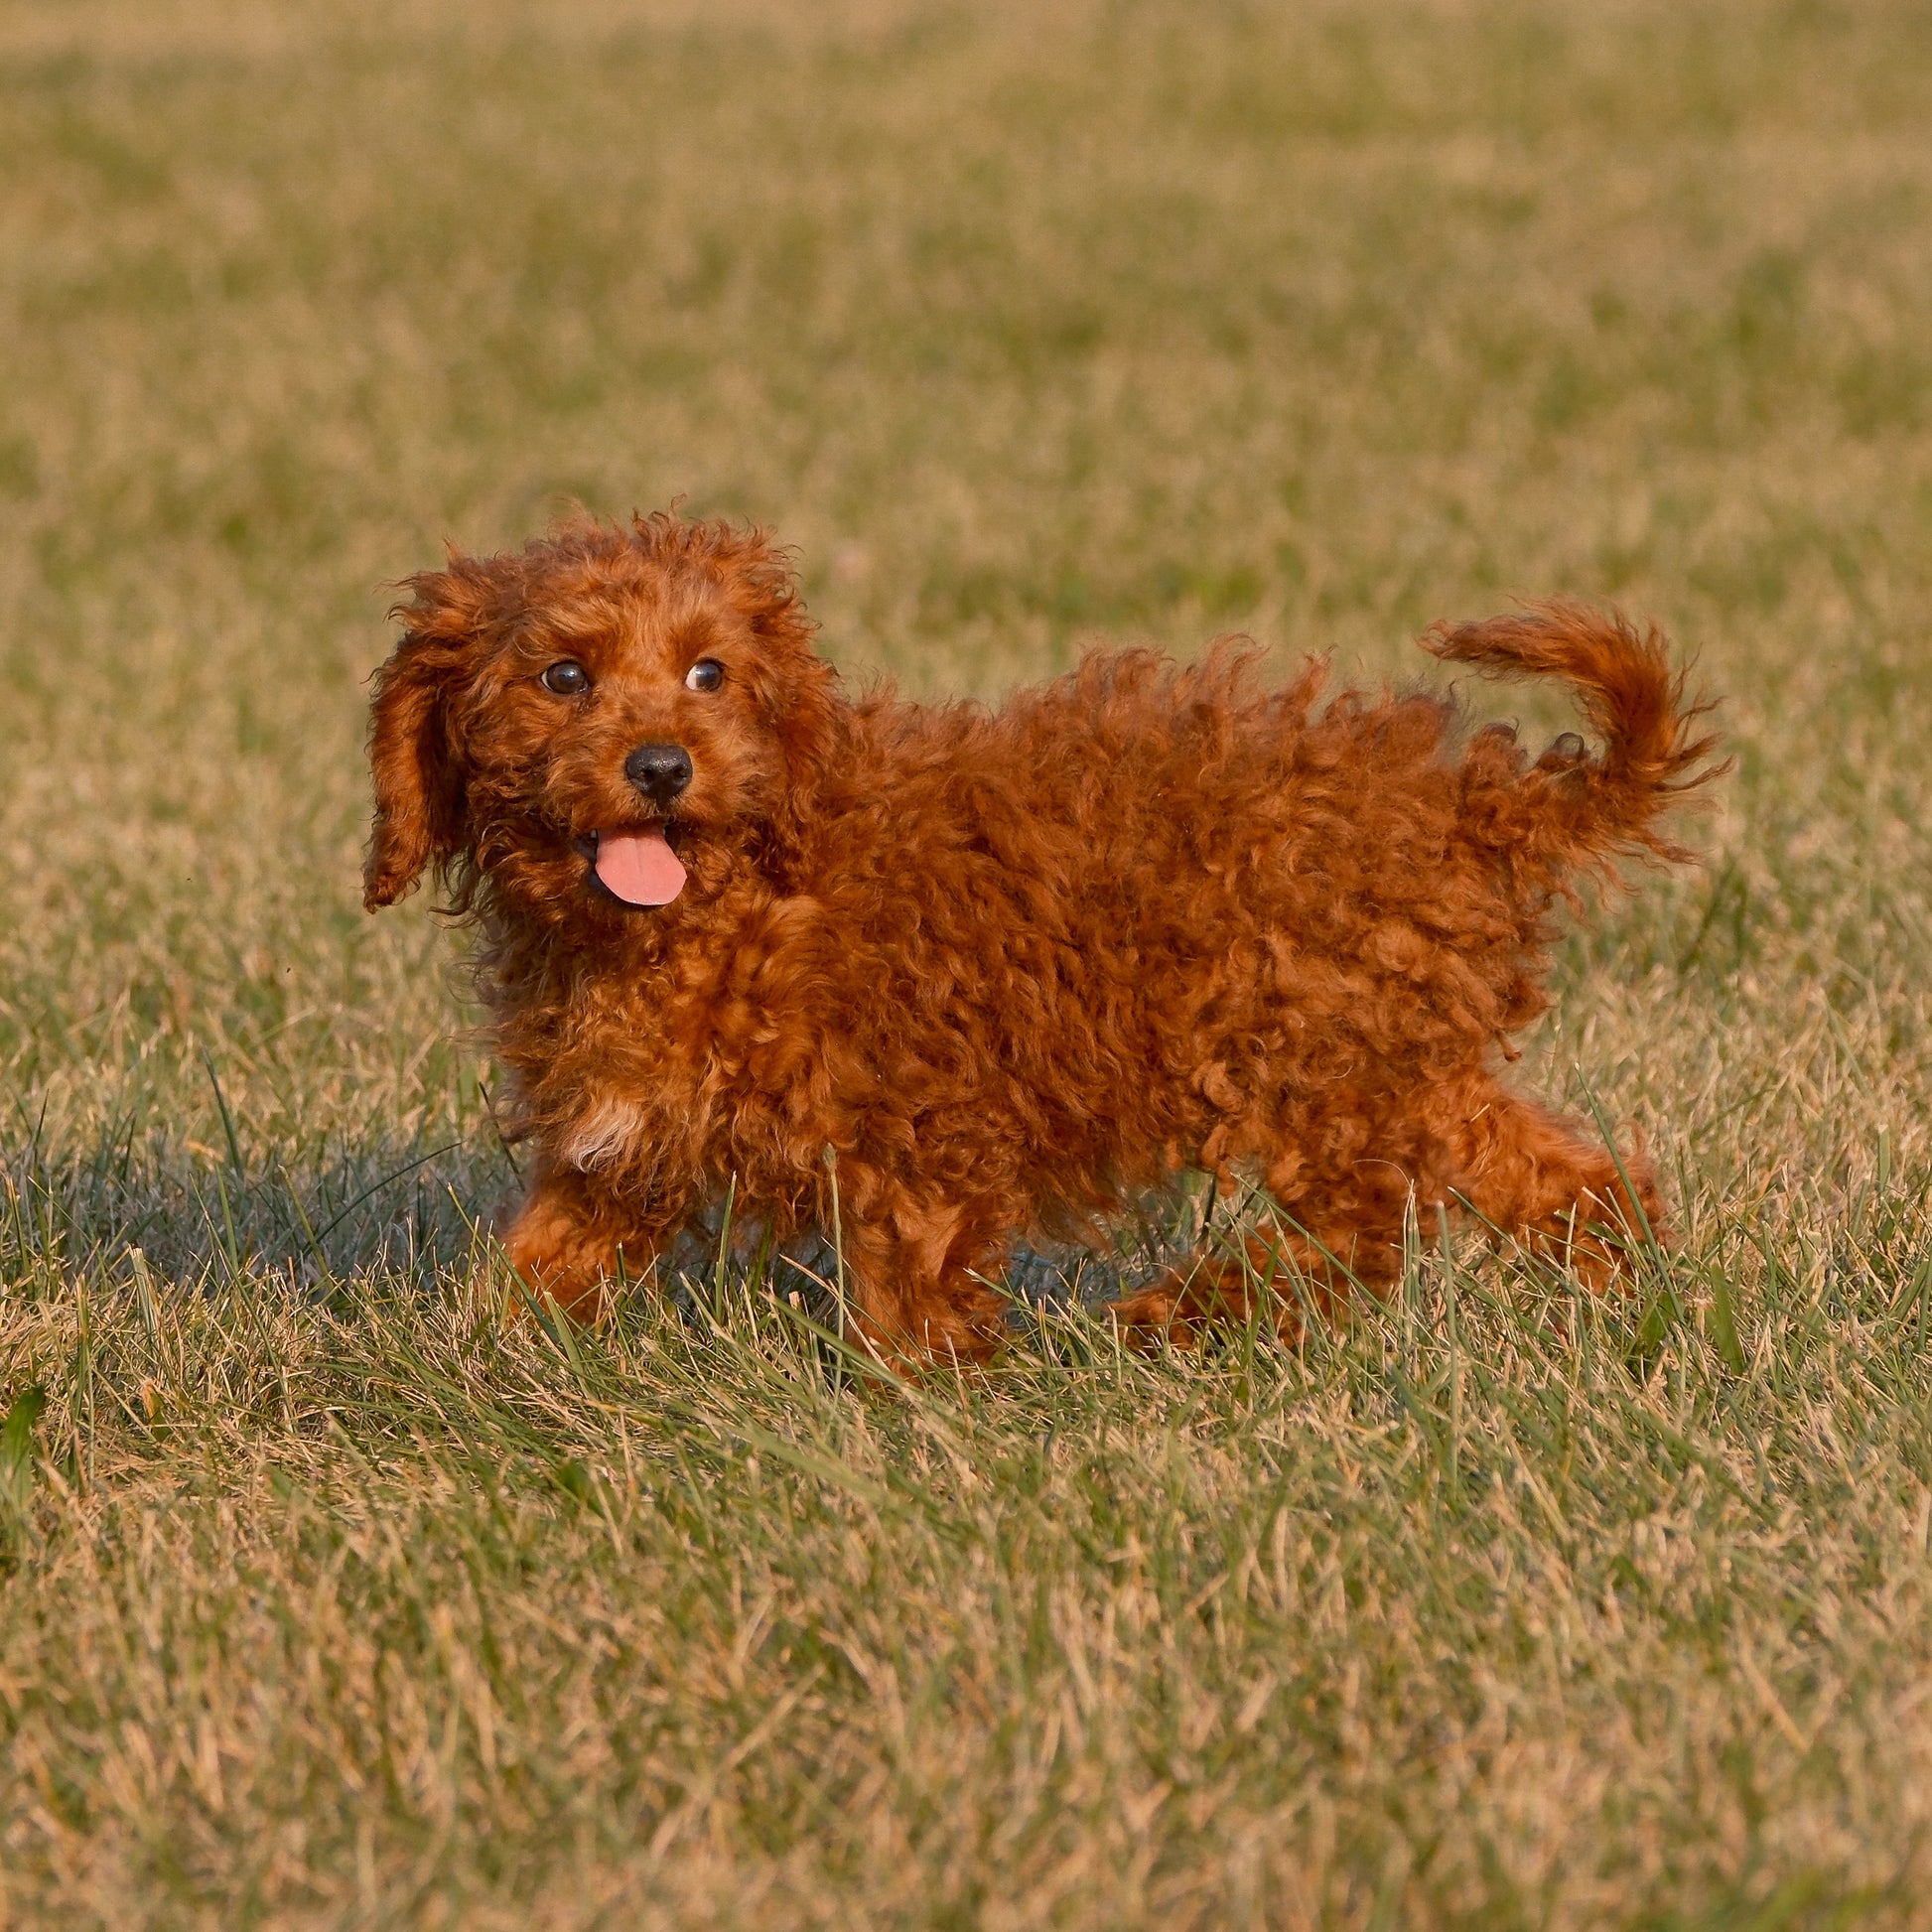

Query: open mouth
[577,824,687,907]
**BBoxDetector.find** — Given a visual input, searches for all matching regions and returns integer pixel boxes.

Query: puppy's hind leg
[1438,1079,1665,1287]
[1109,1148,1413,1349]
[1106,1235,1299,1350]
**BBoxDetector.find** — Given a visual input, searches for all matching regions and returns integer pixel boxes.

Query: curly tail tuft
[1425,599,1725,869]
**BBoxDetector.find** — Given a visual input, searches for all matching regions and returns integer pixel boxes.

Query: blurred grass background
[3,0,1932,1924]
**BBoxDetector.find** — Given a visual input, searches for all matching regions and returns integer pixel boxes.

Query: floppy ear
[362,560,493,910]
[764,648,842,875]
[717,530,842,882]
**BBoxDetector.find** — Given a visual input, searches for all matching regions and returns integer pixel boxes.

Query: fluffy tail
[1425,599,1725,869]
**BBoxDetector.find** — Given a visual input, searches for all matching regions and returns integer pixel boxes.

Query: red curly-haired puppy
[363,511,1719,1365]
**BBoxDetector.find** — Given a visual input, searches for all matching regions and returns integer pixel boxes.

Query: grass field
[5,0,1932,1923]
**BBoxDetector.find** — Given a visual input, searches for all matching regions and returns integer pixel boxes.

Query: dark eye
[684,659,724,693]
[540,660,591,696]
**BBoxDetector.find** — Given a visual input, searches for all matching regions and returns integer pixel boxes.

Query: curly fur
[364,511,1722,1364]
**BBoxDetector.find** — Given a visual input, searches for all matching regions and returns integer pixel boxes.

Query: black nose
[623,742,693,804]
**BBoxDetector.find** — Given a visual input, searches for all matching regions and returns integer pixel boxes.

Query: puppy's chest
[543,961,818,1178]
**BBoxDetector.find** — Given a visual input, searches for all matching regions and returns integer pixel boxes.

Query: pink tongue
[594,828,687,906]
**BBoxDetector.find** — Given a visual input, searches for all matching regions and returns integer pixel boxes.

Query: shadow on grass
[0,1124,503,1290]
[0,1117,1218,1327]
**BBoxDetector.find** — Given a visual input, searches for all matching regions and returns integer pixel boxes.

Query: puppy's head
[363,512,837,917]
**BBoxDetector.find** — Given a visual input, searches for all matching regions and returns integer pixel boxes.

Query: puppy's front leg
[836,1191,1012,1370]
[499,1158,682,1321]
